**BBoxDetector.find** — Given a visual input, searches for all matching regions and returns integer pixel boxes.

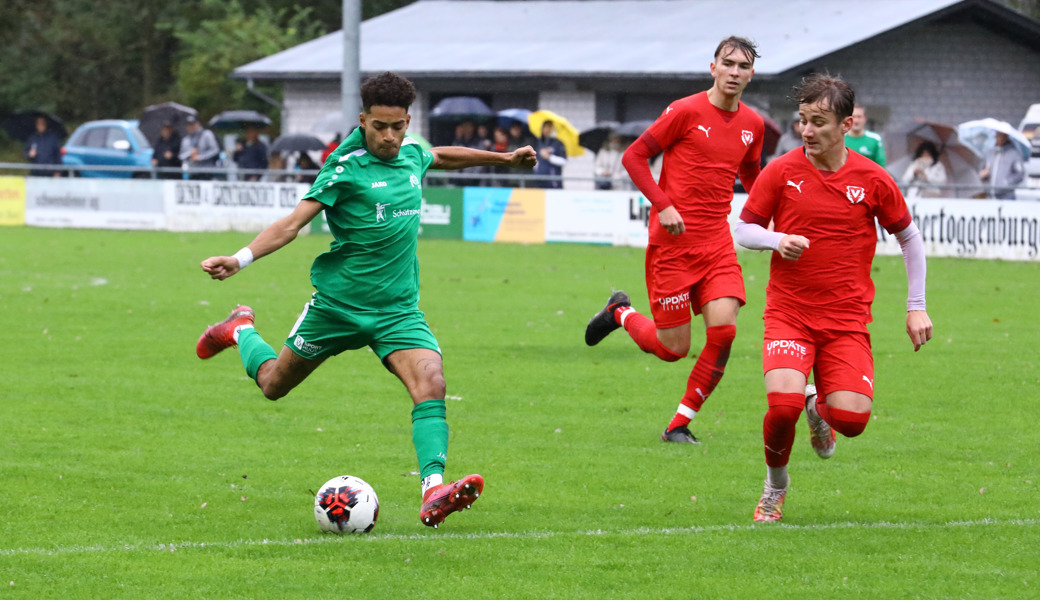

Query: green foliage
[1,227,1038,598]
[174,0,325,121]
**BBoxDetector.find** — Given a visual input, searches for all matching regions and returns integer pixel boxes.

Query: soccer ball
[314,475,379,533]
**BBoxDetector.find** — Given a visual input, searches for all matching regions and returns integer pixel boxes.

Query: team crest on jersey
[846,186,866,204]
[741,130,754,146]
[410,174,420,188]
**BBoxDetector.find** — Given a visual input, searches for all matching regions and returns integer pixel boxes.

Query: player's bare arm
[777,234,810,261]
[201,198,324,281]
[906,310,933,352]
[430,145,536,170]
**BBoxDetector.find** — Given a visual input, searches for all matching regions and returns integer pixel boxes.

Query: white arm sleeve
[894,221,927,311]
[734,220,785,251]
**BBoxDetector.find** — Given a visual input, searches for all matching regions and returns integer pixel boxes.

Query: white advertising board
[24,178,165,230]
[164,180,310,232]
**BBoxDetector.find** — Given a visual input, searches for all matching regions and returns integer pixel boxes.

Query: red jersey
[740,148,912,321]
[645,91,764,247]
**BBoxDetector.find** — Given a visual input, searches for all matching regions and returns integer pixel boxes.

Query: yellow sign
[0,177,26,226]
[495,189,546,244]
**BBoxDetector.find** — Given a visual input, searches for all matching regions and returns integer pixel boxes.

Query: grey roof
[233,0,1037,80]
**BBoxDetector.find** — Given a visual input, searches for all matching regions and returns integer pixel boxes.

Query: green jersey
[845,130,886,167]
[303,127,435,311]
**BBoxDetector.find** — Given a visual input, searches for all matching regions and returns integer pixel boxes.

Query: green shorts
[285,293,441,363]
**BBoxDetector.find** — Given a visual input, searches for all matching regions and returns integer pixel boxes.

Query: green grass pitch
[1,226,1038,598]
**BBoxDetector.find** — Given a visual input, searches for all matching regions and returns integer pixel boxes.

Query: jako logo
[741,130,754,146]
[658,291,690,310]
[765,339,808,356]
[846,185,866,204]
[371,181,387,188]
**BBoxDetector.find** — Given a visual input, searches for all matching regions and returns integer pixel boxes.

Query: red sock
[763,392,804,468]
[667,324,736,430]
[817,402,871,438]
[617,308,684,362]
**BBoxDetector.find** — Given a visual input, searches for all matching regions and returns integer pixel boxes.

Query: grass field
[2,226,1038,598]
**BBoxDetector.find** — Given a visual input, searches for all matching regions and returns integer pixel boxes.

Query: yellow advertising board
[0,176,26,225]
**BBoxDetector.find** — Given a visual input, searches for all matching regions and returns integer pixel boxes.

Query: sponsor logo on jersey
[392,208,421,218]
[697,125,711,138]
[375,202,389,222]
[765,339,808,358]
[786,180,803,193]
[846,185,866,204]
[658,291,690,311]
[371,181,387,188]
[741,130,754,146]
[293,335,322,354]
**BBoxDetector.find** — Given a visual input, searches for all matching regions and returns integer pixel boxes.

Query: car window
[104,127,130,149]
[130,127,151,149]
[82,127,109,149]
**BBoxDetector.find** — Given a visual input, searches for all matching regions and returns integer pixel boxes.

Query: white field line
[2,518,1038,557]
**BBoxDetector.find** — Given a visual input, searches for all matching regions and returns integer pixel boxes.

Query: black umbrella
[139,101,197,146]
[270,133,327,153]
[579,121,621,154]
[208,110,272,131]
[429,96,494,122]
[614,119,655,139]
[2,110,67,141]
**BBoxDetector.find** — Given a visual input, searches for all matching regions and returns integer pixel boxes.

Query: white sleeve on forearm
[734,220,785,251]
[894,221,927,311]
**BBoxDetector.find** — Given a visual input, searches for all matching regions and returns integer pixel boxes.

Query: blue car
[62,119,154,178]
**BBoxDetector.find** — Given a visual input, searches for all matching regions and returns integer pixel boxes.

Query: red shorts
[761,306,875,399]
[645,243,746,328]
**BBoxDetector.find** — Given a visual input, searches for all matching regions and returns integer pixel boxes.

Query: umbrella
[270,133,327,153]
[139,101,197,145]
[747,105,782,158]
[957,118,1031,162]
[613,119,655,139]
[578,121,620,154]
[2,110,66,141]
[429,96,494,122]
[208,109,272,131]
[887,120,983,197]
[497,108,532,129]
[528,110,584,157]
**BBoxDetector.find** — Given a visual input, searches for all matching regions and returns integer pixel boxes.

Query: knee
[412,371,447,402]
[765,404,802,428]
[258,381,289,401]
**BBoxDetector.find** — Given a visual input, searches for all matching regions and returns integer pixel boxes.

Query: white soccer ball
[314,475,379,533]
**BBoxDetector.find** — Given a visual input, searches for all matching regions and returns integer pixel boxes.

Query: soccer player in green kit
[195,72,537,528]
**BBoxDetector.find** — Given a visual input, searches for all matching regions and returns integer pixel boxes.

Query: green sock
[237,327,278,381]
[411,399,448,481]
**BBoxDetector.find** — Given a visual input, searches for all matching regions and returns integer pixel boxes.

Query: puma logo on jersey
[741,130,754,146]
[665,106,674,115]
[695,388,707,402]
[697,125,711,138]
[846,185,866,204]
[786,180,803,193]
[862,375,874,390]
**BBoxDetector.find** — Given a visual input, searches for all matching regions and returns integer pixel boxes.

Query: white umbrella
[957,118,1031,162]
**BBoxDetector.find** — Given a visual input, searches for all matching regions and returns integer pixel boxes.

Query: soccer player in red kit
[734,73,933,522]
[584,36,765,445]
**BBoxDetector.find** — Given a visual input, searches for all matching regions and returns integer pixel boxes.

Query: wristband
[233,247,254,269]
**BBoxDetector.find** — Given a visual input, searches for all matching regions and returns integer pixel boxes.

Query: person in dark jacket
[233,126,269,181]
[25,116,63,177]
[533,119,567,189]
[152,121,183,179]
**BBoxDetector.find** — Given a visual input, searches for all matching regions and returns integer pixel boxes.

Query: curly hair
[360,71,416,112]
[792,72,855,120]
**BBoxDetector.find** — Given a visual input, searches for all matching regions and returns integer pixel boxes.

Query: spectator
[508,121,536,150]
[593,133,627,190]
[450,119,489,186]
[321,134,341,165]
[151,121,183,179]
[979,131,1025,200]
[178,115,220,180]
[771,110,804,160]
[490,126,515,186]
[845,104,886,166]
[533,119,567,189]
[475,123,492,150]
[295,152,319,184]
[901,141,948,198]
[233,126,269,182]
[24,116,63,177]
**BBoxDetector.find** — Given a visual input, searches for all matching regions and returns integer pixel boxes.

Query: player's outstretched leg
[585,290,631,346]
[753,479,788,522]
[804,384,836,459]
[420,474,484,528]
[196,305,255,359]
